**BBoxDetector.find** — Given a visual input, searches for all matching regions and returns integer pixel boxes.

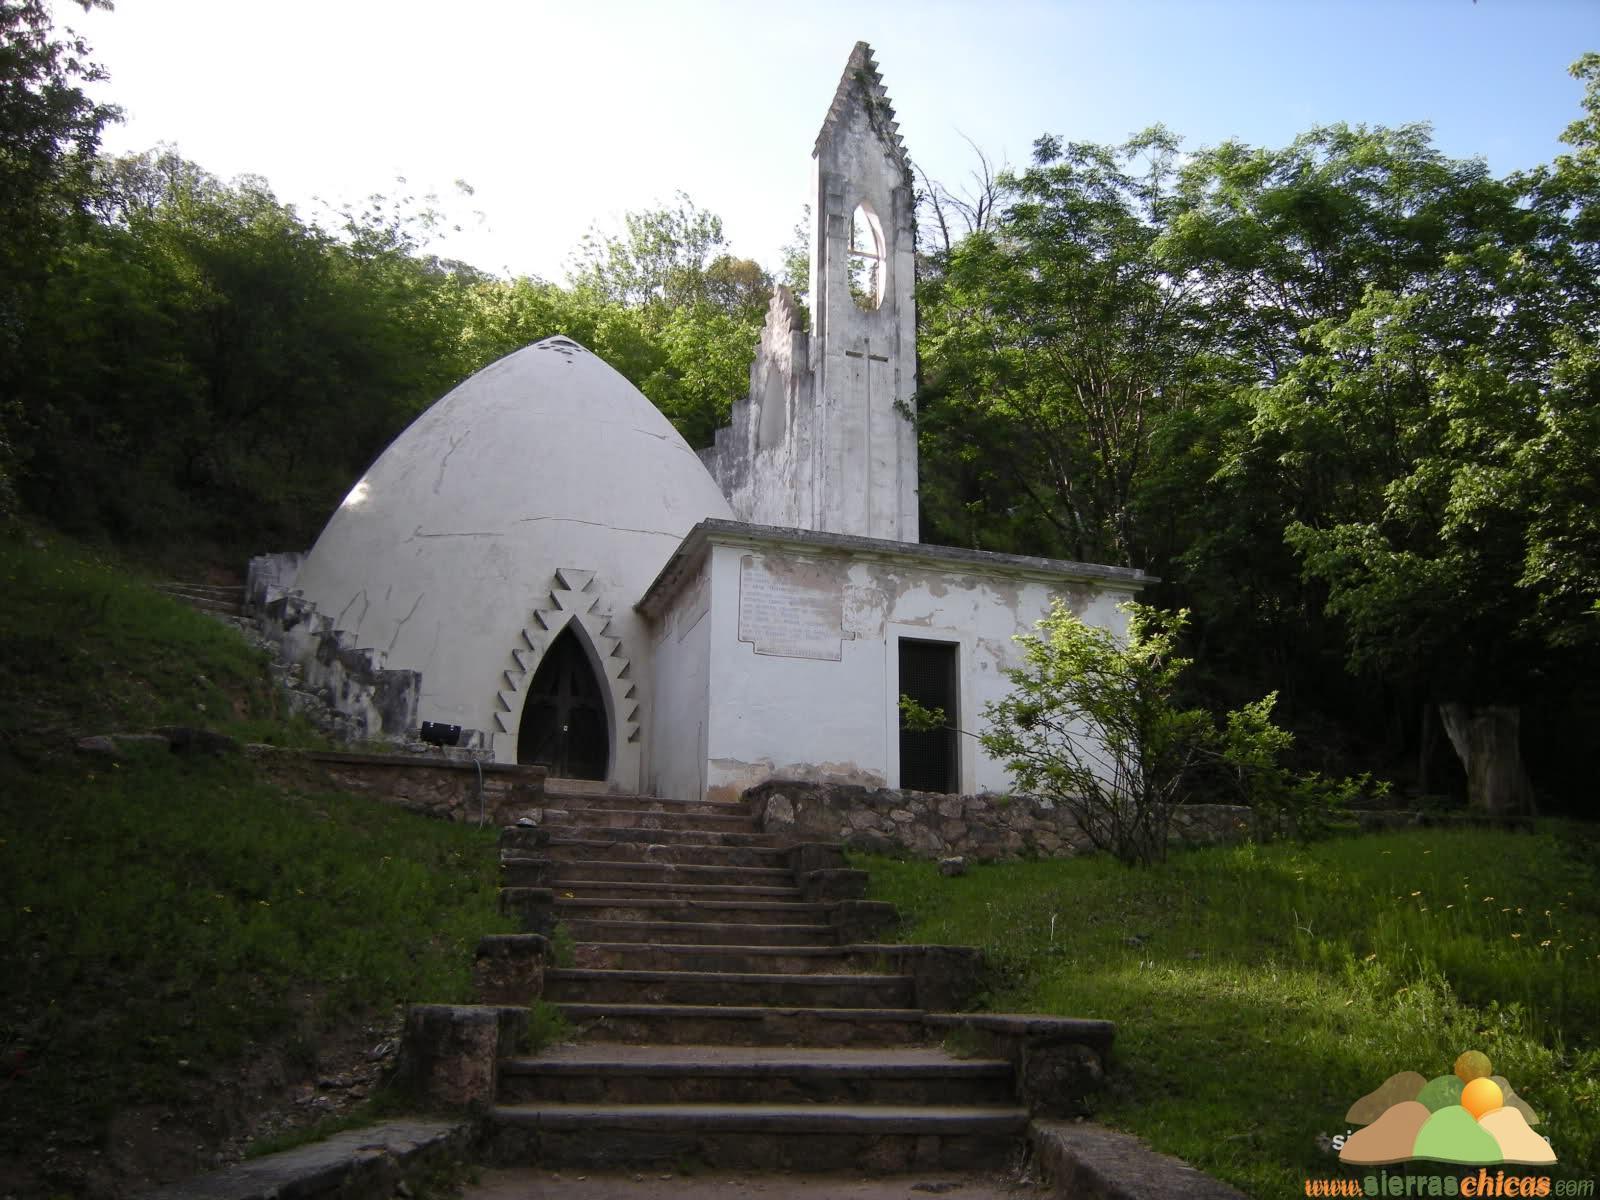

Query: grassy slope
[860,831,1600,1193]
[0,532,512,1183]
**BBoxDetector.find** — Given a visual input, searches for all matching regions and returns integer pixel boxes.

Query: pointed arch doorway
[516,626,610,780]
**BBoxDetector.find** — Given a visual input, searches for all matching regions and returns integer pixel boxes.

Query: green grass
[0,530,515,1171]
[857,830,1600,1193]
[0,529,323,746]
[525,999,573,1055]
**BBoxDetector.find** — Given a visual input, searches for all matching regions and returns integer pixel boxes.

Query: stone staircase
[477,783,1114,1172]
[154,580,247,619]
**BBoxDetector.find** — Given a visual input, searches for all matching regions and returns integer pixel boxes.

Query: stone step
[542,967,914,1009]
[157,582,243,599]
[498,1045,1015,1107]
[554,1002,928,1047]
[542,791,752,819]
[539,824,783,848]
[482,1102,1028,1171]
[555,879,803,900]
[552,897,830,926]
[550,859,795,887]
[572,941,870,974]
[537,807,759,833]
[163,594,245,615]
[538,839,794,868]
[501,862,799,898]
[559,919,837,947]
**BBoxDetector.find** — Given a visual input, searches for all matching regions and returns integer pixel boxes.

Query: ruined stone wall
[745,780,1253,861]
[246,553,429,747]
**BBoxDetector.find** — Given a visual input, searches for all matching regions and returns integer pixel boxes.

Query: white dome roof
[293,336,734,763]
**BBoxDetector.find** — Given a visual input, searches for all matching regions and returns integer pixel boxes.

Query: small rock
[396,1182,413,1198]
[367,1040,396,1061]
[938,856,967,877]
[912,1185,962,1195]
[76,736,118,755]
[1122,935,1145,947]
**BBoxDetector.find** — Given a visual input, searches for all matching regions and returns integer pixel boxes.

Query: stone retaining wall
[745,780,1253,861]
[252,749,545,826]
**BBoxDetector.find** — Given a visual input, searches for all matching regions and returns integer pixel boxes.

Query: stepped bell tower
[700,41,919,543]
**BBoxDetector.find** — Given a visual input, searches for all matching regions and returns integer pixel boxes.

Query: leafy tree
[0,0,118,519]
[777,204,812,319]
[564,194,770,445]
[15,148,486,548]
[1279,239,1600,814]
[1167,106,1600,813]
[917,129,1213,567]
[571,191,765,314]
[970,602,1372,865]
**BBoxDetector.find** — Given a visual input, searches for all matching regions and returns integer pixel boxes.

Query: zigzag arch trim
[492,567,640,750]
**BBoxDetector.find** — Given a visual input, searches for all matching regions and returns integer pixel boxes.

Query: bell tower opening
[849,203,886,310]
[517,625,610,780]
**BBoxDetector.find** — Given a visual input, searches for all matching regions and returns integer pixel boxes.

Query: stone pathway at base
[463,1167,1050,1200]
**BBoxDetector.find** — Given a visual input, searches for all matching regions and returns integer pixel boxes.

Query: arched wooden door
[516,627,609,780]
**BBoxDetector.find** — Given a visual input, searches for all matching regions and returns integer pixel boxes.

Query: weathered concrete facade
[638,521,1151,805]
[701,42,919,543]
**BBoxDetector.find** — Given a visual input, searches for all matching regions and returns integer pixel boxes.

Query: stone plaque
[737,554,852,660]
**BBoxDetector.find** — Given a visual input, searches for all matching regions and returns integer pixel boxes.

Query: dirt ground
[461,1166,1053,1200]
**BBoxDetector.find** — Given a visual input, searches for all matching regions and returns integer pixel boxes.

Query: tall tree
[564,194,770,445]
[918,129,1213,566]
[0,0,118,519]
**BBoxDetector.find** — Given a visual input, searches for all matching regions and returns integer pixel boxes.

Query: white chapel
[249,43,1152,803]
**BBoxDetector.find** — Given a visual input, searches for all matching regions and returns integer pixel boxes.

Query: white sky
[73,0,1599,282]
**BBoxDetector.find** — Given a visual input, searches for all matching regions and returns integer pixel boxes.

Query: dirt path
[462,1166,1051,1199]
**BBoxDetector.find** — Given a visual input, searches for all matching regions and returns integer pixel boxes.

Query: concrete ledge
[1029,1120,1248,1200]
[499,887,557,934]
[845,944,987,1011]
[823,899,899,942]
[475,934,549,1004]
[926,1013,1115,1052]
[395,1004,528,1109]
[139,1118,468,1200]
[926,1014,1115,1116]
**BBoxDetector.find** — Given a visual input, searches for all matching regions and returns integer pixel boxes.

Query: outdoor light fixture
[418,721,461,747]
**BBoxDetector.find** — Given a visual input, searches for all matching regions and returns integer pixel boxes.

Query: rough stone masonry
[744,780,1254,861]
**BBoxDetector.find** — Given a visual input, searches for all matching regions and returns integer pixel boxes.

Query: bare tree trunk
[1437,702,1535,816]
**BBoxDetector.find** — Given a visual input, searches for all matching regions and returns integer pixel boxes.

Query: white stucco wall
[641,528,1145,804]
[288,337,734,779]
[646,561,715,804]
